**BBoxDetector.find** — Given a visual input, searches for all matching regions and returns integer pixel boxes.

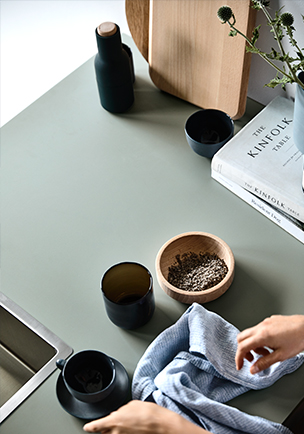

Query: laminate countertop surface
[1,35,303,433]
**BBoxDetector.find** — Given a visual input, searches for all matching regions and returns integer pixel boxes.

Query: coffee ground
[167,251,228,291]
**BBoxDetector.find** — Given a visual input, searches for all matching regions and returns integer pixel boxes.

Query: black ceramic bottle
[94,22,134,113]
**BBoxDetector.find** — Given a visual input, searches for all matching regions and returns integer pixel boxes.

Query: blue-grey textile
[132,303,304,434]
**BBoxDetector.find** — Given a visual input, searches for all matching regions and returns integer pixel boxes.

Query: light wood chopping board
[126,0,256,119]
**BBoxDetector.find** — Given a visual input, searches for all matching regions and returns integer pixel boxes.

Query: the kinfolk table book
[212,171,304,244]
[211,96,304,224]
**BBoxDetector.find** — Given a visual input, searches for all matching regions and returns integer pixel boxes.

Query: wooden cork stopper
[97,22,117,37]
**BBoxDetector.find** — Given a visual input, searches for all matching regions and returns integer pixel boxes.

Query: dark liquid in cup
[116,294,142,304]
[74,368,104,393]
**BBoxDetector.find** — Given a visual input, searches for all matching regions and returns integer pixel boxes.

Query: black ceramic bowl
[185,109,234,158]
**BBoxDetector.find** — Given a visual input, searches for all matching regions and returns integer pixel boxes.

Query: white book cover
[212,171,304,245]
[211,96,304,223]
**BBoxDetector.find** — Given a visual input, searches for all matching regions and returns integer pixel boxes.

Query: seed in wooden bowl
[167,251,228,292]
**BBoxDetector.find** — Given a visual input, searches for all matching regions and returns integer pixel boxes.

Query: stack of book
[211,96,304,244]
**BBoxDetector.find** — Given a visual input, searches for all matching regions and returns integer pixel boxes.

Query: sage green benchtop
[1,35,303,433]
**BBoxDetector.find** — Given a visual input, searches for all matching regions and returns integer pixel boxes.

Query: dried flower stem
[218,1,304,91]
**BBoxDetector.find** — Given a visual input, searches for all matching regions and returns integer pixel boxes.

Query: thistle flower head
[251,0,270,8]
[217,2,304,91]
[281,12,294,27]
[217,6,233,23]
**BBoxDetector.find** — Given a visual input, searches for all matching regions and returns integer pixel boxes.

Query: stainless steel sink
[0,292,73,423]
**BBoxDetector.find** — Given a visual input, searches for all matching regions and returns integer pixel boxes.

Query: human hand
[83,400,210,434]
[235,314,304,374]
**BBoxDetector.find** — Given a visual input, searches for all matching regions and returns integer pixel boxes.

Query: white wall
[0,0,129,126]
[1,0,304,126]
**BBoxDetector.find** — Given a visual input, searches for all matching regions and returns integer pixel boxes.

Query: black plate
[56,358,131,420]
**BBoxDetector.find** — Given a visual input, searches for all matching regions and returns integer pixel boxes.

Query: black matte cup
[185,109,234,158]
[56,350,115,403]
[101,262,155,330]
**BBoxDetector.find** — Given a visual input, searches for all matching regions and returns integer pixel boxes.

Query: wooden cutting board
[126,0,256,119]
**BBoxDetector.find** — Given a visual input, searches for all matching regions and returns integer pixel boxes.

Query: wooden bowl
[155,232,234,304]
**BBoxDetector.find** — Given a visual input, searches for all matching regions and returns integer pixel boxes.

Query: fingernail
[251,365,260,374]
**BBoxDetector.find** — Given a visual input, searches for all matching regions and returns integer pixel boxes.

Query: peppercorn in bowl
[155,231,235,304]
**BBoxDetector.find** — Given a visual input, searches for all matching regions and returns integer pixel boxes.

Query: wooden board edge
[232,5,257,119]
[125,0,150,62]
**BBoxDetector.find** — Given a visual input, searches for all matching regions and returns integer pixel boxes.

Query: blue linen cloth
[132,303,304,434]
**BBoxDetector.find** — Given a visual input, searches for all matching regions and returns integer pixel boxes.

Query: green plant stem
[227,20,294,81]
[260,4,299,84]
[286,26,304,62]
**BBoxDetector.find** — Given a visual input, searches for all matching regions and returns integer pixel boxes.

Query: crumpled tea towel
[132,303,304,434]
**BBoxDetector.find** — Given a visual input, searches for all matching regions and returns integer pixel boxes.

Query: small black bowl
[185,109,234,158]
